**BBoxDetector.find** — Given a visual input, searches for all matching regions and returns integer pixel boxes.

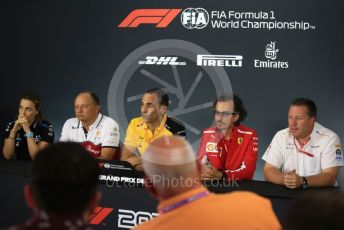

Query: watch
[301,177,308,189]
[25,131,34,138]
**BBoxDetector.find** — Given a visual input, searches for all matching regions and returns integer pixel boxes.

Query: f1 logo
[89,207,113,225]
[119,9,182,28]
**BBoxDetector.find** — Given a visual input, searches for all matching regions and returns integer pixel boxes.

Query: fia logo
[265,41,279,60]
[181,8,209,29]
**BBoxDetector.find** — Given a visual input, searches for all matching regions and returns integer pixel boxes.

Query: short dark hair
[29,142,99,214]
[77,91,100,106]
[213,94,247,126]
[283,191,344,230]
[20,92,42,123]
[290,98,317,118]
[145,88,169,107]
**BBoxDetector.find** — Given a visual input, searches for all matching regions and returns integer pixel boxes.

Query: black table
[0,160,339,229]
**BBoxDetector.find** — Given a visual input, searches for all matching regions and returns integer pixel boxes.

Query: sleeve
[262,132,285,169]
[321,134,343,169]
[224,130,258,181]
[101,120,120,148]
[39,122,55,144]
[124,120,138,148]
[4,122,14,138]
[60,120,71,142]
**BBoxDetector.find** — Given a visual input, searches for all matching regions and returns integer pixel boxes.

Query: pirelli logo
[119,9,182,28]
[197,54,243,67]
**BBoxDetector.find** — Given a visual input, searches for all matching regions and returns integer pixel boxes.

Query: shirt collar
[30,120,38,129]
[156,114,167,132]
[88,113,103,130]
[285,122,321,137]
[308,122,319,139]
[214,125,238,140]
[288,122,320,138]
[142,114,167,132]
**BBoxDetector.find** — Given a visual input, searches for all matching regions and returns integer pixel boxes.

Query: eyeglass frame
[213,110,238,118]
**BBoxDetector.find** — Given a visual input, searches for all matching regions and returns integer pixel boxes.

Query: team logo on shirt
[206,142,218,152]
[336,149,342,155]
[110,129,118,137]
[33,135,41,143]
[237,137,243,145]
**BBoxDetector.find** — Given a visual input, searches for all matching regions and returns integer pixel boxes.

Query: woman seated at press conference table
[2,92,55,160]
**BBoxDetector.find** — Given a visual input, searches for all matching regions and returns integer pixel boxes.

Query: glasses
[213,110,237,118]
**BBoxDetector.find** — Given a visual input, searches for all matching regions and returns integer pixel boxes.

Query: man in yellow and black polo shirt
[121,88,186,170]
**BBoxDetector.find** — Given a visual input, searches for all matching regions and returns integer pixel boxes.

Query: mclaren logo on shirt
[206,142,218,152]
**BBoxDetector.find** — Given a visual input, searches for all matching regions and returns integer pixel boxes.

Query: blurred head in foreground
[136,136,281,230]
[283,191,344,230]
[142,136,201,200]
[25,142,100,218]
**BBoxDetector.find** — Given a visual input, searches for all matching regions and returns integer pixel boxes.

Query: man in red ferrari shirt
[198,94,258,181]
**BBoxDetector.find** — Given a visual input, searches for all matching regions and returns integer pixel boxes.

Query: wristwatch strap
[25,131,34,138]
